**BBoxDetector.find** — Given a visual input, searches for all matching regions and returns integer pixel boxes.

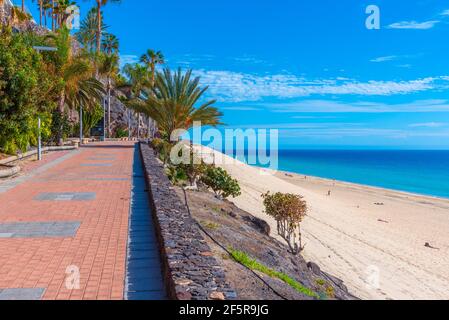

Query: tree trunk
[39,1,42,26]
[51,0,54,31]
[96,2,101,53]
[57,91,65,146]
[150,64,156,138]
[22,0,24,11]
[107,80,111,138]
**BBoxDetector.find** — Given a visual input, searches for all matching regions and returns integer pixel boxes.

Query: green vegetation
[125,68,223,140]
[229,249,319,299]
[0,1,122,154]
[114,127,128,139]
[262,192,308,255]
[200,220,221,230]
[315,279,335,299]
[74,103,104,137]
[201,166,241,199]
[0,30,56,154]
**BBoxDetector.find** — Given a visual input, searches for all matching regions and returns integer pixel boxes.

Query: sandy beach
[196,145,449,300]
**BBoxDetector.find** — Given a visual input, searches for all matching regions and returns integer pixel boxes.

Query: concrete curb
[0,165,21,178]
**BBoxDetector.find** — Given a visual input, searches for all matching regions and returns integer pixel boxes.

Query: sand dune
[195,145,449,300]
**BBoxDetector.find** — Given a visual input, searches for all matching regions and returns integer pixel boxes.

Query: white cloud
[409,122,446,128]
[370,55,397,63]
[193,69,449,102]
[119,54,139,68]
[440,9,449,16]
[258,99,449,113]
[388,20,440,30]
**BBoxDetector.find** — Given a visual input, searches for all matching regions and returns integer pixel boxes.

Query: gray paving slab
[0,288,45,300]
[0,221,81,238]
[80,163,113,167]
[34,192,96,201]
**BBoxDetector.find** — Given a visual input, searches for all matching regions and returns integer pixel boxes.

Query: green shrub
[201,166,241,199]
[48,111,72,144]
[0,30,57,154]
[150,138,172,164]
[115,127,129,139]
[262,192,307,255]
[73,104,104,138]
[166,165,188,185]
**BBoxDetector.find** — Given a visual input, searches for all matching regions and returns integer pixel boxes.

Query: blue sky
[22,0,449,149]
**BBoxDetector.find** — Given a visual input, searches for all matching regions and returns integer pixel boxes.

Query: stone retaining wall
[139,143,236,300]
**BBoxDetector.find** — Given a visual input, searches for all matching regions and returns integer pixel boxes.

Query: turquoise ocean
[242,150,449,199]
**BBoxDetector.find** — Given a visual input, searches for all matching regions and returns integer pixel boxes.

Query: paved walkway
[0,142,164,300]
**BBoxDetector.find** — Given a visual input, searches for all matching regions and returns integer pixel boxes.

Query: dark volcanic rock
[181,185,358,300]
[139,143,236,300]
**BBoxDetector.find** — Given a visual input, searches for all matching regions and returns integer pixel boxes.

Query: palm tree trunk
[39,1,42,26]
[96,1,102,53]
[107,80,111,138]
[51,0,54,31]
[21,0,24,11]
[150,64,156,139]
[57,91,65,146]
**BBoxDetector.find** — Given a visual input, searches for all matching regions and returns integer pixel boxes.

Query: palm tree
[140,50,165,87]
[94,0,121,53]
[98,53,119,138]
[140,49,165,138]
[76,7,107,52]
[121,63,150,139]
[42,0,52,28]
[101,33,119,55]
[31,0,43,25]
[53,0,75,29]
[46,27,105,145]
[126,68,223,140]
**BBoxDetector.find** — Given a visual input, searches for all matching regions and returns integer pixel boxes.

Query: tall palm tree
[126,68,223,140]
[46,27,105,145]
[75,7,107,52]
[140,49,165,138]
[121,63,150,139]
[32,0,43,25]
[94,0,121,53]
[53,0,75,29]
[42,0,52,28]
[101,33,119,55]
[98,53,119,138]
[140,49,165,87]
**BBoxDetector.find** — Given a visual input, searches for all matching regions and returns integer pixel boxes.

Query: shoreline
[271,168,449,203]
[195,144,449,300]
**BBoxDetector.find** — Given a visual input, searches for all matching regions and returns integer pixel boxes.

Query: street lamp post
[37,117,42,161]
[128,109,131,141]
[32,46,57,161]
[79,105,83,145]
[103,98,106,141]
